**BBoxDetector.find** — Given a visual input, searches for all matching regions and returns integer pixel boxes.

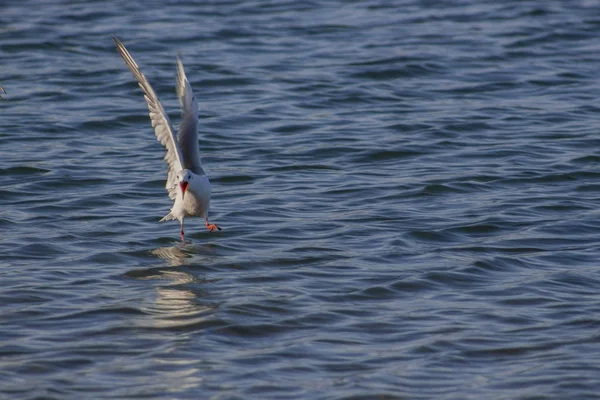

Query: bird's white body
[162,173,212,222]
[114,37,220,241]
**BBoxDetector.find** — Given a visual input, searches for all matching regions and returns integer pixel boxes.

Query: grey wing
[176,57,205,176]
[113,36,184,200]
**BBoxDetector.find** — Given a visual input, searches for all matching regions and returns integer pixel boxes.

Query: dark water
[2,1,600,398]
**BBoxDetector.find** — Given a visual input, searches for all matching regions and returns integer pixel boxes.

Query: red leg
[205,219,221,232]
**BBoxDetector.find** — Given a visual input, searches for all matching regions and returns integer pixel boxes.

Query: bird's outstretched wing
[113,36,183,200]
[176,57,204,175]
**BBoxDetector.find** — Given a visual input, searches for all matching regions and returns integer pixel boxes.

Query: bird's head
[177,169,193,199]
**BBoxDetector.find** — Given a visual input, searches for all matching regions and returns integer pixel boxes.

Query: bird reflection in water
[125,244,219,330]
[151,243,217,267]
[128,264,210,393]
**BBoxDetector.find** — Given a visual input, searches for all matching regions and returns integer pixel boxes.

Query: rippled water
[2,1,600,399]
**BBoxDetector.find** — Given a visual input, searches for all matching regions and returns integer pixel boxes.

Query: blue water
[2,1,600,399]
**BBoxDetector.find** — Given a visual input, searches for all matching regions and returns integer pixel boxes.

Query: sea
[2,1,600,399]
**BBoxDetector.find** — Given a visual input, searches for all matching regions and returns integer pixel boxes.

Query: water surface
[2,1,600,399]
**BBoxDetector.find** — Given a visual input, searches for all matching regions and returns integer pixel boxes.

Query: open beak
[180,181,188,199]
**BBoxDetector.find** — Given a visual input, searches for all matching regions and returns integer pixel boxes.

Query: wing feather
[113,36,183,200]
[176,57,204,175]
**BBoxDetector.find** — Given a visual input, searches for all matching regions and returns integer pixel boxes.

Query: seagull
[0,87,6,99]
[113,36,220,242]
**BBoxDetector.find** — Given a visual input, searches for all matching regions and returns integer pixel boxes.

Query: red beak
[180,181,189,199]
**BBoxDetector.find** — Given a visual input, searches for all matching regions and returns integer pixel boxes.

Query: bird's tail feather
[160,212,176,222]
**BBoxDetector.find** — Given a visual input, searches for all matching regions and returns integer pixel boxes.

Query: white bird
[113,36,220,242]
